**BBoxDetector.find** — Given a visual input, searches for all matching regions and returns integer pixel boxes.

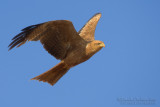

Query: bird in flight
[8,13,105,86]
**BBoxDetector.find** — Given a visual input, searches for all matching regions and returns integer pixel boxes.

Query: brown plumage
[8,13,105,86]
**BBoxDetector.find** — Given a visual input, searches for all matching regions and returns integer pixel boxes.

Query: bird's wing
[9,20,83,60]
[78,13,101,41]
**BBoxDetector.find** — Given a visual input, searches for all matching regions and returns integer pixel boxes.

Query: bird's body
[9,13,105,86]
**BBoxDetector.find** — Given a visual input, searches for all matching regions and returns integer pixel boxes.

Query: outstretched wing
[78,13,101,41]
[8,20,82,60]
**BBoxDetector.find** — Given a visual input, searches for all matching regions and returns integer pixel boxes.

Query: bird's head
[86,40,105,56]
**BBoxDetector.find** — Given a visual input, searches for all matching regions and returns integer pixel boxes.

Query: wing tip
[94,13,102,19]
[8,23,43,50]
[95,12,102,16]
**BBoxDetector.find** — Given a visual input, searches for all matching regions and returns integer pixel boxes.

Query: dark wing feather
[21,23,43,31]
[9,20,82,60]
[78,13,101,41]
[9,23,44,50]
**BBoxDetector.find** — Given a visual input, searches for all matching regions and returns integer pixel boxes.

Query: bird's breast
[63,47,90,67]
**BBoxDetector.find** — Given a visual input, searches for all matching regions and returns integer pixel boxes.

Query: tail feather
[31,62,70,86]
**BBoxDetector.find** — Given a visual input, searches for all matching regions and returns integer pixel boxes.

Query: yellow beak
[100,43,105,47]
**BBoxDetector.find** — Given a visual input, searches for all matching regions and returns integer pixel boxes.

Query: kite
[8,13,105,86]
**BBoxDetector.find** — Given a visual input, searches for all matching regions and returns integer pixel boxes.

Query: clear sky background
[0,0,160,107]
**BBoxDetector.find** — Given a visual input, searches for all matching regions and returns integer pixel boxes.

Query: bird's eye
[97,43,101,45]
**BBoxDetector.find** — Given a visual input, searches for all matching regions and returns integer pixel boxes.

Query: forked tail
[31,61,70,86]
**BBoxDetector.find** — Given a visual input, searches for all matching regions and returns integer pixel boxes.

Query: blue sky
[0,0,160,107]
